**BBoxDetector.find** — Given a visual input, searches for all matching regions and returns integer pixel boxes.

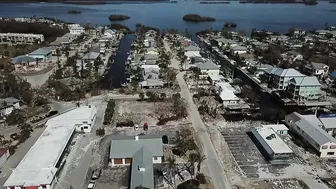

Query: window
[330,145,336,149]
[322,145,328,149]
[327,152,335,156]
[153,156,158,160]
[84,126,89,129]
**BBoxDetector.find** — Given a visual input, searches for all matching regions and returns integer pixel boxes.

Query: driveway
[164,41,232,189]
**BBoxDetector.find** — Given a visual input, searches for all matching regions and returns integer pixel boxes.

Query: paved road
[164,41,232,189]
[0,127,45,187]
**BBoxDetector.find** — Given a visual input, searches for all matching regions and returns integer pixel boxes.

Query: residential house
[216,82,240,106]
[69,24,85,35]
[82,51,100,63]
[0,97,20,116]
[231,45,248,55]
[190,56,204,64]
[29,47,52,62]
[111,134,161,165]
[267,35,290,43]
[209,74,225,85]
[305,62,329,79]
[103,28,117,39]
[184,45,201,59]
[266,68,304,90]
[11,55,36,71]
[287,76,322,101]
[315,30,328,36]
[289,28,306,37]
[144,54,158,65]
[140,68,164,89]
[195,61,220,77]
[146,47,159,56]
[285,112,336,158]
[281,51,303,63]
[144,36,156,48]
[214,38,237,48]
[52,33,76,46]
[0,148,9,168]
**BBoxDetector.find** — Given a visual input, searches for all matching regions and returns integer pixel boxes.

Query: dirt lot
[248,179,310,189]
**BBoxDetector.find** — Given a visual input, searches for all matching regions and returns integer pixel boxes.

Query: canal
[103,34,135,89]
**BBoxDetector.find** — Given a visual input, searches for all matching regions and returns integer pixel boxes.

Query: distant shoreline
[0,0,167,4]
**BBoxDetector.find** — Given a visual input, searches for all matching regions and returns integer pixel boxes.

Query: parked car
[10,133,18,140]
[87,181,96,189]
[91,169,101,180]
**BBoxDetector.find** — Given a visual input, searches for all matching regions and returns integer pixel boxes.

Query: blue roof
[331,70,336,78]
[11,55,36,64]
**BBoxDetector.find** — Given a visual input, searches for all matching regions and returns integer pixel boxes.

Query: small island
[108,14,130,21]
[224,22,237,28]
[67,10,82,14]
[182,14,216,22]
[110,23,131,33]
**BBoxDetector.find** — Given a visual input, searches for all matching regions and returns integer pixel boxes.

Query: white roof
[262,124,289,132]
[216,82,239,101]
[319,117,336,129]
[274,68,303,77]
[251,127,293,154]
[4,106,97,187]
[209,74,224,82]
[185,51,201,58]
[47,106,97,126]
[4,125,75,187]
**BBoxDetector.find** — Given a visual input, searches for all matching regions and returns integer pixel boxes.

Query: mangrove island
[182,14,216,22]
[108,14,130,21]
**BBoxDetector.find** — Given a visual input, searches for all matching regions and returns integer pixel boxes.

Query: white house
[231,45,248,55]
[267,35,290,43]
[216,82,240,106]
[109,135,163,166]
[290,28,306,37]
[184,45,201,59]
[285,112,336,158]
[46,105,97,133]
[0,97,20,116]
[308,62,329,79]
[195,61,220,77]
[69,24,85,35]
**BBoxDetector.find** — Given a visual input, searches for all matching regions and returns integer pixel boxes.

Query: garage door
[114,158,123,164]
[125,158,132,164]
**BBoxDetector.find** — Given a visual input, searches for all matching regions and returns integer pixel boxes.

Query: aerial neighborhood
[1,13,336,189]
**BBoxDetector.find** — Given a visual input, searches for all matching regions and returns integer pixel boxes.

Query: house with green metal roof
[287,76,322,101]
[29,47,52,62]
[109,135,163,189]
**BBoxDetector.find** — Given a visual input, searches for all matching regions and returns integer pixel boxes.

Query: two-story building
[265,68,304,90]
[287,76,322,102]
[69,24,85,35]
[195,61,220,77]
[305,62,329,79]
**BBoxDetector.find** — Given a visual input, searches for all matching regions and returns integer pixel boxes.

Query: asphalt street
[164,40,232,189]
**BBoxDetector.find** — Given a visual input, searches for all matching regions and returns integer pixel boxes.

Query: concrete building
[0,148,10,168]
[29,47,52,62]
[69,24,85,35]
[0,33,44,44]
[0,97,20,116]
[287,76,322,101]
[3,122,76,189]
[109,135,163,166]
[285,112,336,158]
[46,105,97,133]
[250,127,293,160]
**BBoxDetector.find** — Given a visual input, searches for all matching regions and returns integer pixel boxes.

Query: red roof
[0,148,8,157]
[26,186,38,189]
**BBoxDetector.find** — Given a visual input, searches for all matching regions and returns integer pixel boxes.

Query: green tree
[139,92,145,101]
[17,123,33,143]
[166,157,178,189]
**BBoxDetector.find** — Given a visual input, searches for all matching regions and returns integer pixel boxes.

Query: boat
[170,0,178,3]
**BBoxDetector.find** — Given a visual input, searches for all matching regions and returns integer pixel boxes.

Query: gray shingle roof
[110,135,163,159]
[196,62,219,70]
[130,147,154,189]
[312,62,327,69]
[291,76,321,86]
[11,55,36,64]
[185,45,200,51]
[29,47,52,56]
[274,68,303,77]
[83,52,100,60]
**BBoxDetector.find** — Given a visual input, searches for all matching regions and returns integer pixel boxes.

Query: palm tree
[194,151,206,172]
[188,153,198,178]
[56,48,60,63]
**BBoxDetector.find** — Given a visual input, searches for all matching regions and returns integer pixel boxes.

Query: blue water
[0,1,335,34]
